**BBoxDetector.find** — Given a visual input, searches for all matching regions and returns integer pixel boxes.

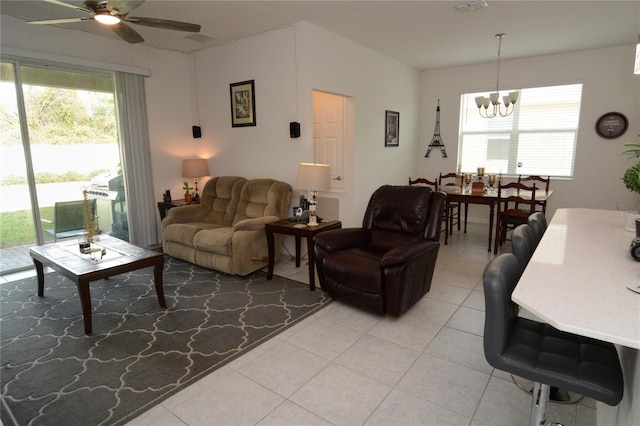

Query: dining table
[438,185,553,252]
[512,208,639,426]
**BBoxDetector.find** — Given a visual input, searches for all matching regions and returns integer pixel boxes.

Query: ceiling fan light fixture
[95,13,120,25]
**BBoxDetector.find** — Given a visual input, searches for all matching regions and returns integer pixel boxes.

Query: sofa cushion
[193,227,234,256]
[201,176,247,226]
[233,179,291,225]
[163,223,203,246]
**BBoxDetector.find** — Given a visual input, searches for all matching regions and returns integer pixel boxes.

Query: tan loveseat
[161,176,292,276]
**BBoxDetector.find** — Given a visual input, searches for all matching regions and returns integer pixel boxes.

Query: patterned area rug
[0,256,331,426]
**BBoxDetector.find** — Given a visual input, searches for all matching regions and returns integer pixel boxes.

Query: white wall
[194,22,421,227]
[419,45,640,222]
[294,22,421,226]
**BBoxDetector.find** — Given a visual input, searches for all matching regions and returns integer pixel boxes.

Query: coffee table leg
[306,236,316,291]
[154,260,166,308]
[75,280,92,334]
[33,259,45,297]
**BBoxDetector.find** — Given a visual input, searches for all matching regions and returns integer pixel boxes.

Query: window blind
[458,83,583,178]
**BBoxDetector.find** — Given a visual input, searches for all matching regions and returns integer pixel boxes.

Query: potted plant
[183,180,194,202]
[622,136,640,195]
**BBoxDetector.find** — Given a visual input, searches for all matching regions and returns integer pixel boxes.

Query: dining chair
[482,254,623,426]
[494,181,537,254]
[438,172,464,234]
[409,177,447,236]
[518,175,550,214]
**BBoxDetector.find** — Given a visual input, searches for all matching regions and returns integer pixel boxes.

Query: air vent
[455,0,488,12]
[185,33,215,43]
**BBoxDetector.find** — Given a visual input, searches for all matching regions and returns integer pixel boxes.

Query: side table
[157,199,200,220]
[265,219,342,291]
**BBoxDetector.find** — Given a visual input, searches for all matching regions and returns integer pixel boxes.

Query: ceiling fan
[27,0,201,44]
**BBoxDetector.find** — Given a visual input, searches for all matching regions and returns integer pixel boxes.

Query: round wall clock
[595,112,628,139]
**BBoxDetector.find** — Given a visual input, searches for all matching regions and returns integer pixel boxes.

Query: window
[458,84,583,178]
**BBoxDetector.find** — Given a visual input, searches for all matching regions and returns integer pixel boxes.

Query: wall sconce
[182,158,210,202]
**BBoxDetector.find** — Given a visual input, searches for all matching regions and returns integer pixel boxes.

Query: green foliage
[0,207,53,248]
[623,163,640,194]
[3,86,117,146]
[0,169,111,185]
[622,135,640,194]
[183,180,193,195]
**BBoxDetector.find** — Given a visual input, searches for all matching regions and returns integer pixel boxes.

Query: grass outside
[0,207,53,248]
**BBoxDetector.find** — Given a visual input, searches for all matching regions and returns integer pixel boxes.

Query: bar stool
[527,212,547,248]
[482,254,623,426]
[511,224,536,270]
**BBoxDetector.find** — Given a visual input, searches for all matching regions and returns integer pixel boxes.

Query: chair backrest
[511,224,536,269]
[54,199,96,234]
[439,172,459,187]
[362,185,445,251]
[497,181,537,219]
[201,176,247,225]
[518,175,550,192]
[408,177,438,191]
[527,212,548,247]
[482,253,523,366]
[233,178,292,225]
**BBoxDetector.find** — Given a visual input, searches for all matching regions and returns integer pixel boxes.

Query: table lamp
[296,163,331,225]
[182,158,210,202]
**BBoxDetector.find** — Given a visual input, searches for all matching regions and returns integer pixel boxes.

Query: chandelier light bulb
[476,33,519,118]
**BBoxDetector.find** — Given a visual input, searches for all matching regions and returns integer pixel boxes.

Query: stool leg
[530,382,550,426]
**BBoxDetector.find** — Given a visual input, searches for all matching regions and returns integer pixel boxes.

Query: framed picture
[385,110,399,147]
[230,80,256,127]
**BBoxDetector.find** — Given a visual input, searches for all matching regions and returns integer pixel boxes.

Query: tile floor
[0,223,597,426]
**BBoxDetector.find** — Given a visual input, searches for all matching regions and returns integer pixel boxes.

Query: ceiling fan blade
[107,0,145,16]
[125,17,201,32]
[28,17,94,25]
[112,22,144,43]
[43,0,93,14]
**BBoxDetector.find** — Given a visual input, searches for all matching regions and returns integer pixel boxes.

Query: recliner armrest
[381,241,439,267]
[233,215,279,231]
[313,228,369,252]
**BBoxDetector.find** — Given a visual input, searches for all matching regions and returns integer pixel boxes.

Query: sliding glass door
[0,60,128,274]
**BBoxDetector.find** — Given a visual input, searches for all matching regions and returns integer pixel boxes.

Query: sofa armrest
[233,215,279,231]
[381,241,439,267]
[313,228,370,252]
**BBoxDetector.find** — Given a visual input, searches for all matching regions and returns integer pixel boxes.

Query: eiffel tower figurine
[425,99,447,158]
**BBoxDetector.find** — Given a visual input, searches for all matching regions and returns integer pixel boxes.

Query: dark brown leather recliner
[313,185,446,316]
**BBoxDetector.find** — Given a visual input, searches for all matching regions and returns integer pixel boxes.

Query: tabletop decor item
[182,180,193,202]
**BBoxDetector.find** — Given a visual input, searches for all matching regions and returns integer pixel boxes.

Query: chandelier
[475,33,519,118]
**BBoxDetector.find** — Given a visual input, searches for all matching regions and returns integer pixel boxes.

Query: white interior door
[312,91,344,190]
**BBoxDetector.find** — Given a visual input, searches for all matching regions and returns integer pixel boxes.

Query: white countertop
[512,208,640,349]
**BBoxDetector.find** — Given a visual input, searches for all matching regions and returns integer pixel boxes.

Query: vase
[185,194,193,203]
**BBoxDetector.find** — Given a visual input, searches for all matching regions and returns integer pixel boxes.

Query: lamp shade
[182,159,210,178]
[296,163,331,191]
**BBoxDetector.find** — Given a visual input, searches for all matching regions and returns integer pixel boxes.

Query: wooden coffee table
[29,235,166,334]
